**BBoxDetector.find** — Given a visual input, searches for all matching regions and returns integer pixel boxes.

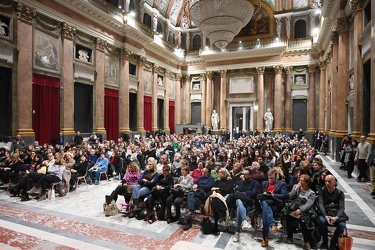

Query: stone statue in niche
[295,75,306,84]
[211,110,219,131]
[264,108,274,132]
[158,76,163,86]
[0,18,8,36]
[78,49,89,62]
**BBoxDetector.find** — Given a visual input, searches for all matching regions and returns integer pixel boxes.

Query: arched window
[168,32,175,45]
[157,21,163,36]
[192,35,201,51]
[143,13,152,28]
[294,19,307,38]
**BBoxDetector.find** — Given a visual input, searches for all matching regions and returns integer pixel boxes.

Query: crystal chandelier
[189,0,255,49]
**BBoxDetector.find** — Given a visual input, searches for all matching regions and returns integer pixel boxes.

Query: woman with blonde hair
[105,162,141,212]
[129,157,159,217]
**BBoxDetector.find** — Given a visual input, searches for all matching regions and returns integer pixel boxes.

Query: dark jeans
[286,215,315,245]
[109,185,128,202]
[187,191,204,212]
[319,216,346,247]
[36,175,61,193]
[357,159,368,180]
[166,194,185,219]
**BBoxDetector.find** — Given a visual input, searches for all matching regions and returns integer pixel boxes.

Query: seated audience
[318,175,348,250]
[88,151,108,185]
[232,168,259,242]
[285,174,318,250]
[27,155,65,201]
[166,165,193,223]
[260,168,288,247]
[129,157,159,217]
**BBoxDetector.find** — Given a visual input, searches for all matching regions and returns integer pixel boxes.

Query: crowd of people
[1,130,370,250]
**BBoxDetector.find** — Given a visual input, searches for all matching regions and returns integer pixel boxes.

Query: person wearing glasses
[285,174,318,250]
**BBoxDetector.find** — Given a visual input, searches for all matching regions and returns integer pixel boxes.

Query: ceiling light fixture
[189,0,255,49]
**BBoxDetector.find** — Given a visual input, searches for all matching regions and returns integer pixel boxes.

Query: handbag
[338,228,353,250]
[170,187,184,197]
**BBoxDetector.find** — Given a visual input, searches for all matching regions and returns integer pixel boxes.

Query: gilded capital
[284,66,293,74]
[120,49,132,59]
[16,2,36,24]
[220,70,227,78]
[319,62,326,70]
[138,56,147,66]
[153,64,159,72]
[256,66,265,74]
[176,73,182,81]
[96,38,107,52]
[206,71,213,80]
[331,32,339,45]
[273,65,283,74]
[308,64,317,73]
[61,22,76,40]
[200,73,207,81]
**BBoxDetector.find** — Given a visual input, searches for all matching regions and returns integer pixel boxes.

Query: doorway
[0,67,12,136]
[292,99,307,131]
[231,106,251,132]
[191,102,201,125]
[74,82,93,133]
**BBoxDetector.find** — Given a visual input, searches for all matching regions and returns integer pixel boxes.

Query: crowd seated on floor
[0,130,348,249]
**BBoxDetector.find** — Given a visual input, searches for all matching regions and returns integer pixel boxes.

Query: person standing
[354,135,371,182]
[368,149,375,198]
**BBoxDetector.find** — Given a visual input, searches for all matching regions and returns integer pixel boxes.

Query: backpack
[134,208,148,220]
[200,217,213,234]
[103,200,120,217]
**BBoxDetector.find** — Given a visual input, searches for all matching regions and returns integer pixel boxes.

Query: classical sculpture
[264,108,274,132]
[211,110,219,131]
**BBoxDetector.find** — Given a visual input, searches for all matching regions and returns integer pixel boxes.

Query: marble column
[256,67,265,131]
[119,49,131,133]
[242,107,247,131]
[266,74,273,110]
[175,74,182,125]
[330,33,339,135]
[273,65,283,132]
[164,71,170,133]
[326,56,332,132]
[152,65,158,132]
[351,2,364,139]
[284,66,293,132]
[15,3,36,140]
[307,64,316,133]
[369,1,375,143]
[60,23,76,137]
[185,75,191,124]
[137,57,146,132]
[206,71,213,129]
[336,19,349,137]
[219,70,227,130]
[200,74,207,126]
[94,38,107,134]
[318,62,327,132]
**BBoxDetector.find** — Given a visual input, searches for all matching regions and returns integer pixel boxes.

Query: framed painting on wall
[33,28,60,73]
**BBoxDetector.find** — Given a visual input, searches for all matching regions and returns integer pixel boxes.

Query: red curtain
[104,88,119,141]
[144,96,152,133]
[169,101,175,134]
[32,73,60,145]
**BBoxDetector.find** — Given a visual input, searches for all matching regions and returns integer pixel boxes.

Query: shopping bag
[338,228,353,250]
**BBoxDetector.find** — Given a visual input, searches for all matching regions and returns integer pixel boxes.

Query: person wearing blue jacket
[88,151,108,185]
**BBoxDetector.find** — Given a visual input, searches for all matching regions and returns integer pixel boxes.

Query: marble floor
[1,154,375,250]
